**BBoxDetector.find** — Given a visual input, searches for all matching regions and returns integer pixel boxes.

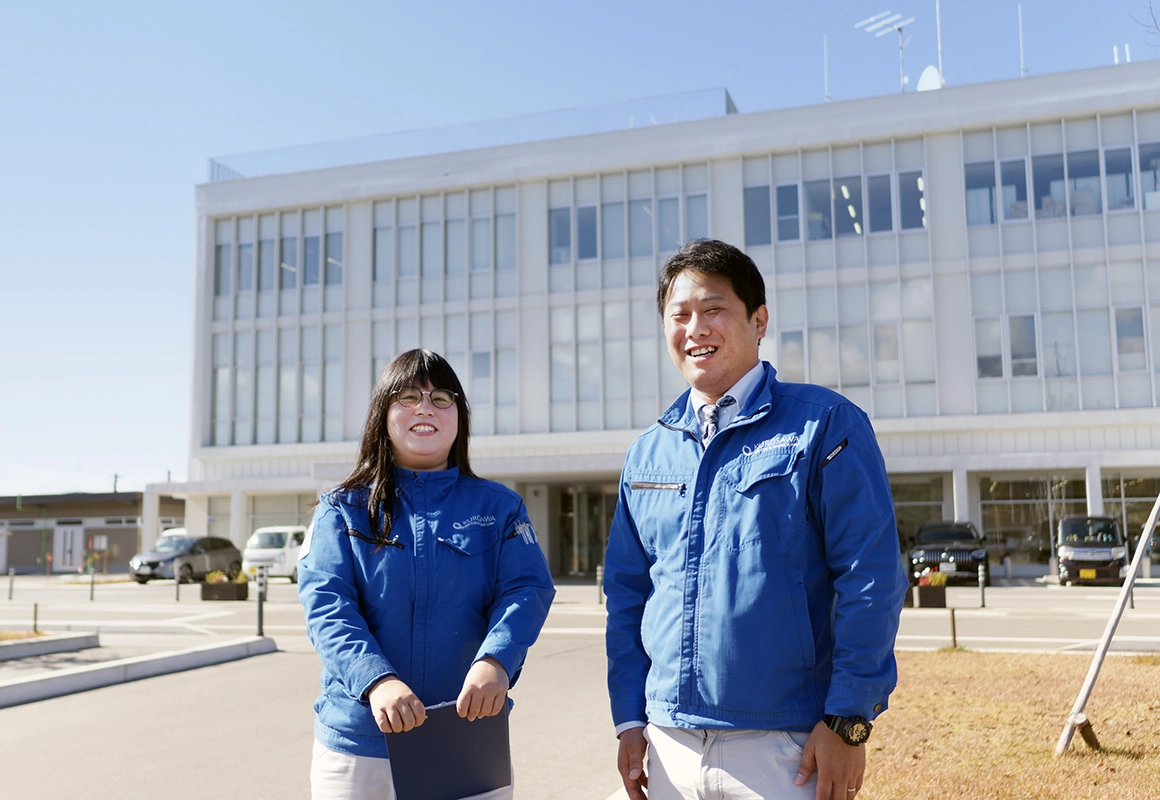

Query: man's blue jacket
[605,363,906,732]
[299,468,555,758]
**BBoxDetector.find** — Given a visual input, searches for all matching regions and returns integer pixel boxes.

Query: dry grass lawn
[0,631,44,642]
[863,649,1160,800]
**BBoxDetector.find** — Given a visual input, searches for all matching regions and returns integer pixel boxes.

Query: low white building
[146,61,1160,576]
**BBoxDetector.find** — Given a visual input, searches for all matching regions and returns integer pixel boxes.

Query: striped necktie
[702,395,736,445]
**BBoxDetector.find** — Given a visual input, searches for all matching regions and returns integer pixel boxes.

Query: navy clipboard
[384,700,511,800]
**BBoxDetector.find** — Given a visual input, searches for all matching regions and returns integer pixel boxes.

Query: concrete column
[230,489,247,547]
[1085,464,1104,517]
[185,495,210,539]
[141,485,162,551]
[952,466,970,523]
[0,532,8,572]
[522,484,551,566]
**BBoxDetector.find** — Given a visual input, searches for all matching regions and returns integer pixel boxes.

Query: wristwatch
[823,714,872,746]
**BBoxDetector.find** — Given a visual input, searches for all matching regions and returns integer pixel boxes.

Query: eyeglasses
[393,387,458,409]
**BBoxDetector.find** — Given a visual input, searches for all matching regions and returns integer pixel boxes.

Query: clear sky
[2,0,1156,496]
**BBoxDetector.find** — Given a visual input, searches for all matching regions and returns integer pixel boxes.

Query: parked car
[907,520,990,586]
[242,525,308,582]
[1056,515,1128,586]
[129,532,242,584]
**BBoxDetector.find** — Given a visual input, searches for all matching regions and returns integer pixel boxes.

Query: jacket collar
[657,362,779,431]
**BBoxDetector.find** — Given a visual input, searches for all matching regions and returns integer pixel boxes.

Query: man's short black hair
[656,239,767,318]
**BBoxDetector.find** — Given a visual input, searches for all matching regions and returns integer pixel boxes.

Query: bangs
[379,349,465,397]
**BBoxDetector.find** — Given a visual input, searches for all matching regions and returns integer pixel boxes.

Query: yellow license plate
[1080,569,1097,580]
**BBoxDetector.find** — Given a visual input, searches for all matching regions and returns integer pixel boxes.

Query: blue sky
[1,0,1156,496]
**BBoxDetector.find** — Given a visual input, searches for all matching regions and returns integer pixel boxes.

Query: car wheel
[133,577,149,585]
[290,567,298,584]
[178,563,194,584]
[227,561,241,580]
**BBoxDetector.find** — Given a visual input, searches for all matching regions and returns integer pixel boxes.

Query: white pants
[310,740,514,800]
[643,724,817,800]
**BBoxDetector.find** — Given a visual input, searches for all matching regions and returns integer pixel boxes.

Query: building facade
[1,493,184,574]
[146,62,1160,576]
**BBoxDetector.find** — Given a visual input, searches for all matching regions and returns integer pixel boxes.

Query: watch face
[846,720,871,745]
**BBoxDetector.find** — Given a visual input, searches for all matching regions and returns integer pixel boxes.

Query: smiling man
[604,239,906,800]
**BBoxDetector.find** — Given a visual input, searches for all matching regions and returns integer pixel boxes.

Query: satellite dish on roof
[916,64,942,91]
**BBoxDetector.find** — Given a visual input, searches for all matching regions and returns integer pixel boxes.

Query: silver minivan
[242,525,308,582]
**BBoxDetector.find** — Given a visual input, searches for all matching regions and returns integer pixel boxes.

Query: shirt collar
[691,361,765,425]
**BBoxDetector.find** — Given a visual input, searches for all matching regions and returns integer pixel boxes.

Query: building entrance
[556,485,617,576]
[53,524,85,572]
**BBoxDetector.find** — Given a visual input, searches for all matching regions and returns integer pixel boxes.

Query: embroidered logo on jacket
[514,521,538,545]
[453,515,497,530]
[741,434,800,457]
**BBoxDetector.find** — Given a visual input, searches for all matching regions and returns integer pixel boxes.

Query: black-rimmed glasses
[392,387,458,409]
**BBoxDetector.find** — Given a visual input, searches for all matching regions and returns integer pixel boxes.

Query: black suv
[907,520,990,586]
[1056,515,1128,586]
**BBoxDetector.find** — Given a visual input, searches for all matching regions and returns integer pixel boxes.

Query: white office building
[145,61,1160,576]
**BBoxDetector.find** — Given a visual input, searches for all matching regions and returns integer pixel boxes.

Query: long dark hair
[337,349,476,546]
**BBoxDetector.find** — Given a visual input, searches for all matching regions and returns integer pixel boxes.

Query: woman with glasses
[298,348,555,799]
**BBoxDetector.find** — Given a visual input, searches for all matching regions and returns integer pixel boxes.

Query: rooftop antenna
[823,35,832,101]
[1018,4,1029,76]
[857,10,918,92]
[935,0,945,85]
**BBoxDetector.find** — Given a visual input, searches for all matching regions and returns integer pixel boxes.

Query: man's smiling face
[662,270,768,405]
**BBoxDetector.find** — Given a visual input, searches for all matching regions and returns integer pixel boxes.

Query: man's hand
[617,726,649,800]
[368,675,427,733]
[794,720,865,800]
[456,657,509,721]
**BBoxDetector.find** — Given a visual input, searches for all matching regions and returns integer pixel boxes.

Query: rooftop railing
[206,88,737,182]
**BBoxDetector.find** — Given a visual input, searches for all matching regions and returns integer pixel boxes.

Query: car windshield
[916,529,979,544]
[1060,519,1122,546]
[154,537,194,553]
[247,531,287,549]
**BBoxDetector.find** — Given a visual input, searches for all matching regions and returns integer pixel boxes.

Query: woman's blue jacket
[298,467,555,758]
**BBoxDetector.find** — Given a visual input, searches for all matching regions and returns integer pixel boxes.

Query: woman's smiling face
[386,383,460,471]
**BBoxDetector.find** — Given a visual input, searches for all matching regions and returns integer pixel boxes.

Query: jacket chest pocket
[717,449,805,553]
[628,477,691,558]
[434,527,500,611]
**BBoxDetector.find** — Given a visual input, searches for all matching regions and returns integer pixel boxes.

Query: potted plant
[200,569,249,601]
[912,570,947,608]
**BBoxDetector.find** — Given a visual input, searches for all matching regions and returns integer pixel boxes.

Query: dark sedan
[907,521,990,586]
[129,532,242,584]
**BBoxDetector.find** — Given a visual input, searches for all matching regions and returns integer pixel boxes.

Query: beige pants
[310,739,514,800]
[643,723,817,800]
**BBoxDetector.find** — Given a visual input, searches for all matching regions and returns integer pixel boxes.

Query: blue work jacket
[299,467,555,758]
[605,363,906,732]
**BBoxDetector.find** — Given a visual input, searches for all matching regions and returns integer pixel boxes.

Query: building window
[1104,148,1135,210]
[214,241,231,296]
[1141,142,1160,210]
[657,197,680,254]
[975,317,1003,378]
[278,328,297,443]
[834,176,863,237]
[301,326,321,443]
[233,332,253,445]
[211,333,230,445]
[628,199,652,258]
[744,186,772,246]
[325,231,343,285]
[779,331,805,382]
[1067,150,1101,216]
[1115,308,1146,371]
[964,162,996,226]
[776,184,799,241]
[999,160,1029,220]
[1032,154,1065,219]
[866,175,892,233]
[576,206,597,260]
[323,324,342,441]
[1009,314,1038,377]
[874,324,900,383]
[549,207,570,265]
[898,171,925,229]
[280,214,298,290]
[258,216,276,294]
[803,179,831,240]
[255,329,275,445]
[374,217,393,283]
[303,210,321,286]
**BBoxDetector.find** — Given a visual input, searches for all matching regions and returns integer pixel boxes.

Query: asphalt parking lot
[0,575,1157,799]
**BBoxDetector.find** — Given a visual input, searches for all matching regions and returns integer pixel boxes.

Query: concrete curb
[0,632,100,662]
[0,636,277,709]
